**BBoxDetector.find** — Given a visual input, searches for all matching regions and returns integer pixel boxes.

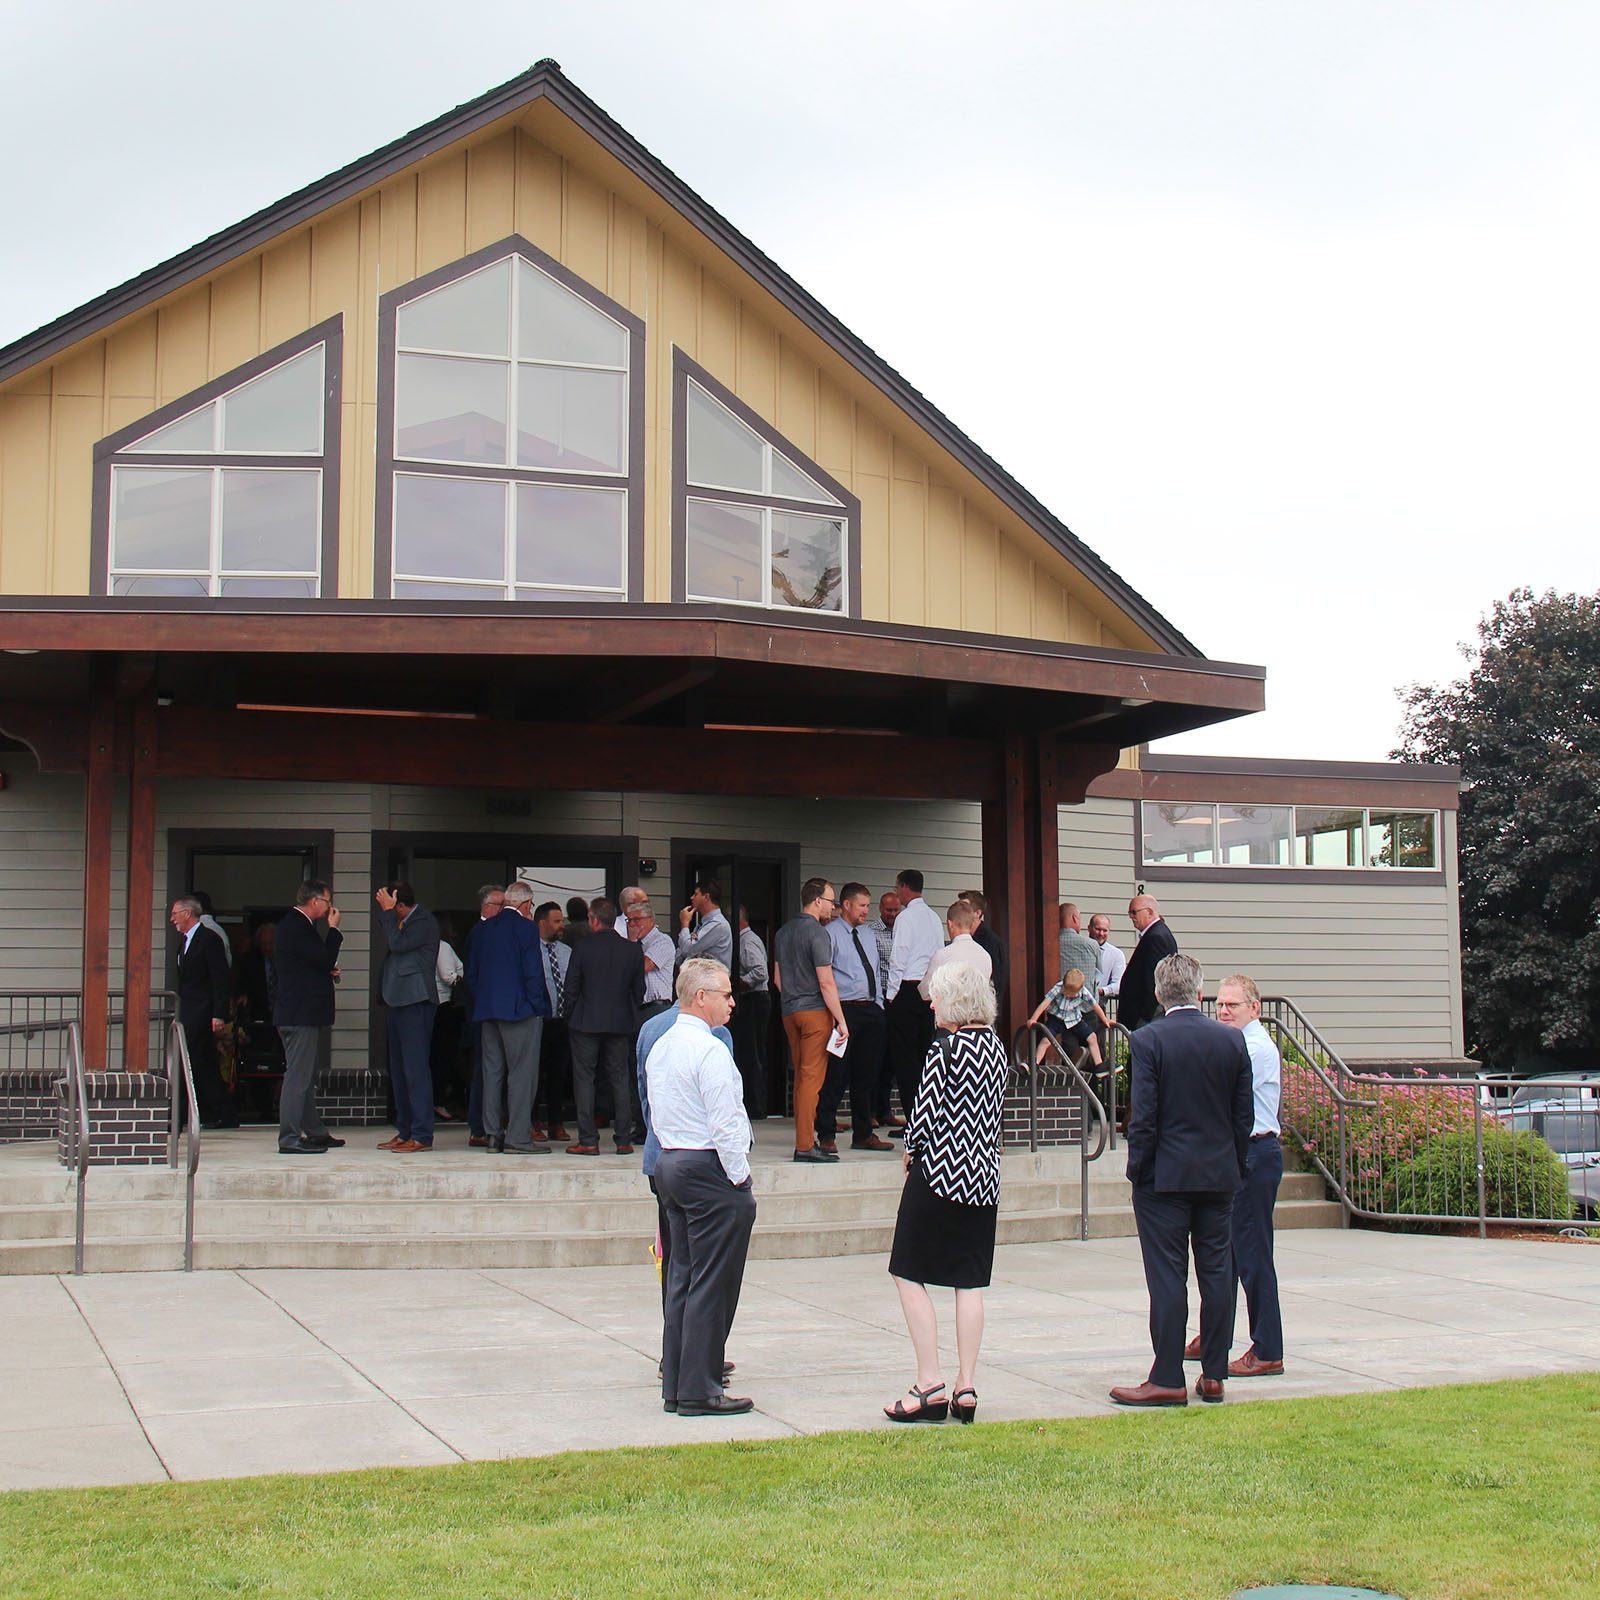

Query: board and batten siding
[1059,797,1465,1060]
[0,123,1146,653]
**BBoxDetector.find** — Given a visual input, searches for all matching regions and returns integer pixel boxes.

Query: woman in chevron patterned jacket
[883,959,1009,1426]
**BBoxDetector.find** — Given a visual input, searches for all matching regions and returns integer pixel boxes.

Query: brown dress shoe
[614,1143,635,1155]
[1227,1347,1285,1378]
[1109,1381,1188,1407]
[566,1142,600,1155]
[549,1124,571,1142]
[468,1134,489,1147]
[531,1123,548,1141]
[376,1136,403,1150]
[818,1141,838,1155]
[391,1139,431,1153]
[1194,1376,1225,1403]
[853,1136,895,1151]
[1184,1335,1202,1361]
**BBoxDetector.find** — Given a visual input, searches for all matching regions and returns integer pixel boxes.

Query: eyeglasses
[702,988,734,1000]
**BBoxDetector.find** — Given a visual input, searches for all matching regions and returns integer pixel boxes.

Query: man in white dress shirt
[919,898,992,1000]
[675,879,734,971]
[626,897,678,1024]
[648,957,756,1417]
[1088,913,1126,1000]
[885,868,944,1130]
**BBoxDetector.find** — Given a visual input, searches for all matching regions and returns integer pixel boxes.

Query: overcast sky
[4,2,1595,760]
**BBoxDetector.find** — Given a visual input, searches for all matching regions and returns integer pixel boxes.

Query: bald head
[1058,901,1081,930]
[1128,894,1162,934]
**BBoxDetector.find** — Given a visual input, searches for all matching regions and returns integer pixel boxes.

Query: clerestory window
[376,238,644,602]
[93,320,341,597]
[673,349,860,616]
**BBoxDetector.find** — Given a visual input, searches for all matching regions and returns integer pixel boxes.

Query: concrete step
[0,1196,1344,1273]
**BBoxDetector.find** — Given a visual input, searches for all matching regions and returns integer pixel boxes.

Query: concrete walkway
[3,1229,1598,1490]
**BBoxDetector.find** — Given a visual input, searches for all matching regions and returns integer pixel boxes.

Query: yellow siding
[0,117,1165,653]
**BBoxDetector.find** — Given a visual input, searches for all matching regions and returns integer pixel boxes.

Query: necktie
[546,942,565,1010]
[851,926,877,1001]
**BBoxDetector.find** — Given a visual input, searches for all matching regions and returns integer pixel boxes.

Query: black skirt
[887,1161,997,1289]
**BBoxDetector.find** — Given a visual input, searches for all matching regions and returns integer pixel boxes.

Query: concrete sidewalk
[3,1229,1598,1490]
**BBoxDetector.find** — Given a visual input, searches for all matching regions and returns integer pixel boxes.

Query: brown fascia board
[0,61,1200,660]
[1138,748,1461,787]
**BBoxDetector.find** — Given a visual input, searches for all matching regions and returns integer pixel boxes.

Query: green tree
[1394,588,1600,1065]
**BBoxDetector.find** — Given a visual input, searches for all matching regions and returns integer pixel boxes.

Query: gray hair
[477,884,505,911]
[172,896,203,919]
[1154,952,1203,1010]
[503,881,534,907]
[928,959,997,1029]
[676,956,730,1008]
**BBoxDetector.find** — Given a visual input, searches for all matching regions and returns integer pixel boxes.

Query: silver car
[1500,1101,1600,1220]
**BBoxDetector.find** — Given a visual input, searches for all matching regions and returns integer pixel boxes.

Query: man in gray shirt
[1059,901,1101,989]
[773,878,847,1165]
[676,879,733,971]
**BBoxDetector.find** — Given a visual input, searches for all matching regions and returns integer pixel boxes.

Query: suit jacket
[1125,1007,1252,1192]
[233,948,275,1025]
[177,924,230,1033]
[563,927,645,1034]
[465,909,549,1024]
[972,922,1007,1005]
[272,908,343,1028]
[1119,918,1178,1030]
[377,904,441,1008]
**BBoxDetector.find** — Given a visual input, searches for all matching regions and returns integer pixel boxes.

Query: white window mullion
[504,479,517,600]
[761,506,773,609]
[208,466,225,597]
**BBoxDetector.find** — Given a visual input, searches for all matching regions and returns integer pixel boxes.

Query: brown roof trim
[0,61,1202,661]
[1137,748,1460,786]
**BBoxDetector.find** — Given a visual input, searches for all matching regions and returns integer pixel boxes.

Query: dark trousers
[428,1003,464,1109]
[571,1030,636,1148]
[1231,1135,1285,1361]
[277,1024,330,1150]
[534,1018,572,1128]
[731,988,770,1119]
[886,986,935,1120]
[467,1022,485,1136]
[655,1148,756,1406]
[181,1018,232,1126]
[385,999,437,1144]
[819,1001,885,1144]
[1132,1185,1235,1387]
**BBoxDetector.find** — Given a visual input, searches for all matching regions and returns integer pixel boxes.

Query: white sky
[3,1,1596,760]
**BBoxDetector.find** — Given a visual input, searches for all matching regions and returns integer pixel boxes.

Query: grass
[4,1375,1599,1599]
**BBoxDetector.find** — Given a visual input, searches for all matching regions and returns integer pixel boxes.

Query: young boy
[1026,968,1111,1070]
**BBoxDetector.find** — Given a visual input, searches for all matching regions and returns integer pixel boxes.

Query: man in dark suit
[465,882,550,1155]
[1112,952,1252,1408]
[375,881,441,1154]
[563,897,645,1155]
[1118,893,1179,1031]
[170,896,234,1127]
[272,880,345,1155]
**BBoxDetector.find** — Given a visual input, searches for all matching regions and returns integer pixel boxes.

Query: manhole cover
[1232,1589,1405,1599]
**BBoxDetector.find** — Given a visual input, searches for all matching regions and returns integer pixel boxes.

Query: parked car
[1509,1071,1600,1107]
[1499,1102,1600,1219]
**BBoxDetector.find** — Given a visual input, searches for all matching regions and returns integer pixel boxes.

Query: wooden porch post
[1034,733,1061,997]
[80,665,115,1073]
[122,688,158,1073]
[995,728,1033,1042]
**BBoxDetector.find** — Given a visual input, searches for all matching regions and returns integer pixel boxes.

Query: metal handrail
[164,1021,202,1271]
[1011,1022,1109,1241]
[65,1021,90,1275]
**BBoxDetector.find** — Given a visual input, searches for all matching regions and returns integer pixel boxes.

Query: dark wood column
[122,689,158,1073]
[994,728,1033,1041]
[80,666,116,1073]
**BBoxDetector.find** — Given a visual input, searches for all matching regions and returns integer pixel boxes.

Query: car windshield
[1509,1075,1600,1106]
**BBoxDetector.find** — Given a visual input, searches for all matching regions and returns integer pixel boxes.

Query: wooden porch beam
[80,669,116,1073]
[122,688,158,1074]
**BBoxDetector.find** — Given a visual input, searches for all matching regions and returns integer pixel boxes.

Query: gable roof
[0,60,1202,657]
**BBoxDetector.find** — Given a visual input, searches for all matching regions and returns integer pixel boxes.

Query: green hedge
[1390,1124,1573,1222]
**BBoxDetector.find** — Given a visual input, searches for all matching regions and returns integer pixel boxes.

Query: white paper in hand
[825,1026,848,1058]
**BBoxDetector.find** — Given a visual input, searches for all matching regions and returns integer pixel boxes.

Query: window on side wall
[96,324,340,597]
[380,241,643,602]
[674,350,860,617]
[1140,801,1440,871]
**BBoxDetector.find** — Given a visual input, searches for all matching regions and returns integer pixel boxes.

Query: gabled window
[672,349,860,616]
[375,237,645,603]
[92,320,341,598]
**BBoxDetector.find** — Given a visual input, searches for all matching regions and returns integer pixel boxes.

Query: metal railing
[164,1020,202,1271]
[64,1021,90,1274]
[0,989,178,1089]
[1010,1022,1109,1241]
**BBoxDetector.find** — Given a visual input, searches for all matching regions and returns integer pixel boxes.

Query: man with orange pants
[772,878,848,1164]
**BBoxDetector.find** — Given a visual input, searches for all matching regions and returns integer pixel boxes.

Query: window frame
[374,236,645,604]
[90,318,343,599]
[671,347,862,618]
[1138,800,1444,881]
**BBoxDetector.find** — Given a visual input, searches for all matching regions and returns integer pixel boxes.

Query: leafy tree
[1394,588,1600,1066]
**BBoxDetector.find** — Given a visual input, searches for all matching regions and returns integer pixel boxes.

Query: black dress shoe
[279,1140,327,1155]
[662,1399,678,1413]
[676,1394,754,1417]
[305,1135,345,1149]
[488,1135,506,1152]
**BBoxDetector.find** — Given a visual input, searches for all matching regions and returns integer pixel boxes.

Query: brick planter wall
[1002,1079,1094,1148]
[55,1072,170,1166]
[1,1068,63,1141]
[321,1066,388,1127]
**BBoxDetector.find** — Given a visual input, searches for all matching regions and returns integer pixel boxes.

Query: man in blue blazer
[465,882,550,1153]
[1112,952,1252,1408]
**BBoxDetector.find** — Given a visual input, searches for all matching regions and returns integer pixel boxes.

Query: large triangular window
[376,238,644,603]
[94,322,340,598]
[674,350,858,616]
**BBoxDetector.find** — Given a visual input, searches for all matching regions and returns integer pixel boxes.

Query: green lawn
[4,1375,1598,1599]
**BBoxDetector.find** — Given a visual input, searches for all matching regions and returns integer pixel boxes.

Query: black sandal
[884,1381,948,1423]
[951,1387,977,1424]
